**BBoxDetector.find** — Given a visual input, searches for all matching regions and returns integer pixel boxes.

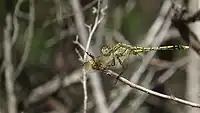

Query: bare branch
[4,14,17,113]
[74,37,109,113]
[106,70,200,108]
[0,0,24,83]
[69,0,89,112]
[71,0,108,113]
[14,0,35,79]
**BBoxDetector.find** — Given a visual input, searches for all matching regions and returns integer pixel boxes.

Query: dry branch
[4,14,17,113]
[105,70,200,108]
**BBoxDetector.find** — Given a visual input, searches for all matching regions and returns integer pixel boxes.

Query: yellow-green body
[101,43,189,57]
[84,43,189,71]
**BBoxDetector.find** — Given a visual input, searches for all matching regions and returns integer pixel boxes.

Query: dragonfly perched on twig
[83,43,189,78]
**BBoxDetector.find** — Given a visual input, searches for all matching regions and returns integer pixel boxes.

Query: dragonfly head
[101,45,112,56]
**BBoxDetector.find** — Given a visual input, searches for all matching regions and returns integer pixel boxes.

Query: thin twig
[84,2,109,112]
[14,0,35,80]
[71,0,108,113]
[69,0,89,112]
[4,14,17,113]
[106,70,200,108]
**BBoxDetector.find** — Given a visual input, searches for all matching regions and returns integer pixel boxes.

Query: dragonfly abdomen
[142,45,189,51]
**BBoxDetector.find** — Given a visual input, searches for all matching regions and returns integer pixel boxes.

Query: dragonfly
[83,43,189,80]
[101,43,189,58]
[100,43,189,67]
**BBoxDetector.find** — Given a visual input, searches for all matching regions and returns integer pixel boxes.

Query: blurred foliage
[26,28,53,65]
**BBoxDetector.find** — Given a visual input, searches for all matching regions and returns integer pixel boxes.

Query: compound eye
[101,45,111,55]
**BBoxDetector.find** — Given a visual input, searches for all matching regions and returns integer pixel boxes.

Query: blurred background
[0,0,200,113]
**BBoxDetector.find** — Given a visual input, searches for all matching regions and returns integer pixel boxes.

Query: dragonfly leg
[115,70,125,84]
[111,58,115,66]
[114,56,126,84]
[115,50,132,84]
[117,56,125,68]
[106,58,116,68]
[85,51,95,59]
